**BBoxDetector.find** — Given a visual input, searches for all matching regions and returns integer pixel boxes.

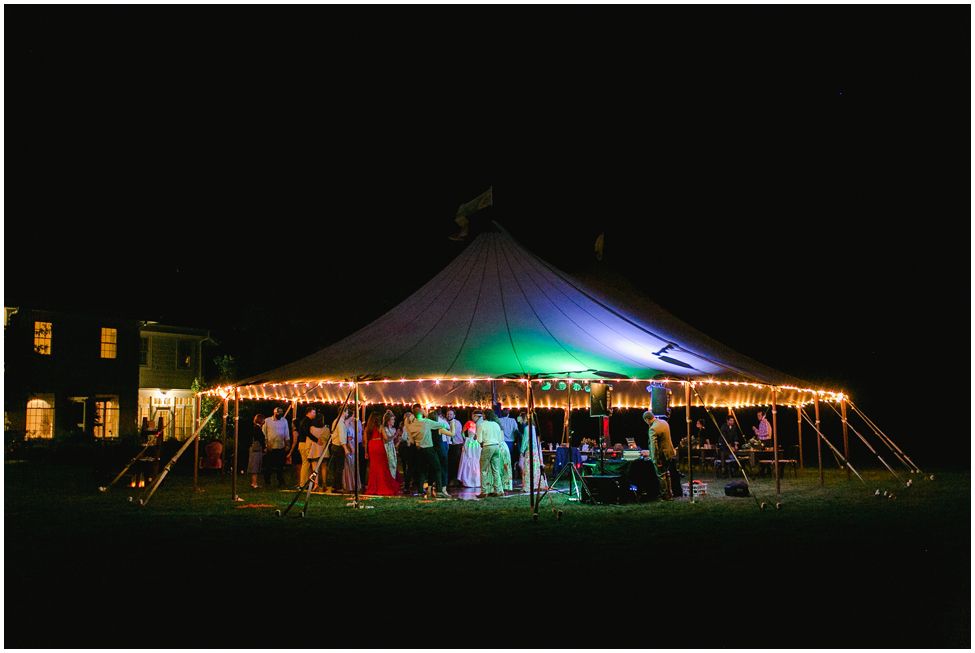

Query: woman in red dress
[364,411,401,495]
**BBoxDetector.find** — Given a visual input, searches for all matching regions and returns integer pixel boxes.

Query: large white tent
[228,222,845,413]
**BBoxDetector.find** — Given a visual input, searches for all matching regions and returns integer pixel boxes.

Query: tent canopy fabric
[236,223,843,410]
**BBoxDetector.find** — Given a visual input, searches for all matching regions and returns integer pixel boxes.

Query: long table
[731,448,788,477]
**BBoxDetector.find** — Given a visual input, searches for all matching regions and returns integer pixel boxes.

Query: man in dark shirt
[292,406,323,489]
[719,415,741,448]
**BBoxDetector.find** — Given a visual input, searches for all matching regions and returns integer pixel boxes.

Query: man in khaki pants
[643,411,676,502]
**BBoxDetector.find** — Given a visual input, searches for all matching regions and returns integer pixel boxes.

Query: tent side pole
[562,382,570,446]
[194,397,201,492]
[841,397,850,481]
[772,387,779,495]
[232,388,239,501]
[815,396,823,486]
[221,395,228,476]
[526,377,534,509]
[685,382,692,501]
[354,380,359,507]
[797,404,803,469]
[566,381,573,495]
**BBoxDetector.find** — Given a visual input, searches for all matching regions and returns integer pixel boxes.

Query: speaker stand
[533,450,591,520]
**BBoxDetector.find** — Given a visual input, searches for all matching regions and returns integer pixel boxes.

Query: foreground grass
[5,463,969,649]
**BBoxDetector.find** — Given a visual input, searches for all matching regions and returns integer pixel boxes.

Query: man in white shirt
[432,409,451,491]
[475,409,505,498]
[753,411,772,446]
[327,407,351,493]
[262,406,291,488]
[445,409,464,487]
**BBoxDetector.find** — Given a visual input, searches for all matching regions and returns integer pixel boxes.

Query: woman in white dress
[517,411,548,490]
[382,410,399,480]
[457,417,481,488]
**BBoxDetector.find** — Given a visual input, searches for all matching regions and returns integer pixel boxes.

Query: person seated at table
[719,415,741,449]
[694,418,709,445]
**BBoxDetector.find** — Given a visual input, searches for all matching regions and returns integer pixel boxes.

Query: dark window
[176,340,192,370]
[140,338,150,366]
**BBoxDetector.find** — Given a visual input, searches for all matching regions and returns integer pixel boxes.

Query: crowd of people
[246,405,778,504]
[246,404,548,499]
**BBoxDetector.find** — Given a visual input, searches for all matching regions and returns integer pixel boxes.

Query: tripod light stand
[531,375,590,520]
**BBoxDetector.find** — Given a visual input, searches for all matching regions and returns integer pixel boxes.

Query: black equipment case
[725,481,749,497]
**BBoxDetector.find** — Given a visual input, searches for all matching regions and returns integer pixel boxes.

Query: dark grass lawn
[5,462,969,649]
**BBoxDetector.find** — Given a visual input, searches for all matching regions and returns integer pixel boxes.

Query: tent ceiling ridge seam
[347,238,487,377]
[499,240,590,372]
[380,235,492,379]
[514,248,673,371]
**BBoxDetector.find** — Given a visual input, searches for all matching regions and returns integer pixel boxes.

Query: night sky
[6,9,968,460]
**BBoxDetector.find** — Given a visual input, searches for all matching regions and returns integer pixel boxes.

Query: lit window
[176,340,192,370]
[26,395,55,438]
[93,397,119,439]
[140,337,150,366]
[34,322,52,355]
[100,328,117,359]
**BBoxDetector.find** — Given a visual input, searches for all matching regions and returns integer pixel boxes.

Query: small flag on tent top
[449,187,493,241]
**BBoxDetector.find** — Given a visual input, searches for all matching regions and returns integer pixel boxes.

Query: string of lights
[197,377,846,411]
